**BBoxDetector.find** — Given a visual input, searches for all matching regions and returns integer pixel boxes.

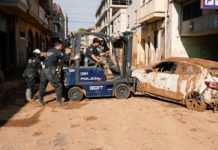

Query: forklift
[63,32,137,101]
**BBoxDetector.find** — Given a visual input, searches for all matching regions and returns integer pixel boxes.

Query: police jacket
[45,48,68,68]
[23,57,41,78]
[85,44,100,63]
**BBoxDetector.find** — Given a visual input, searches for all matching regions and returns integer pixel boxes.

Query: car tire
[185,92,207,112]
[68,87,83,101]
[114,84,130,99]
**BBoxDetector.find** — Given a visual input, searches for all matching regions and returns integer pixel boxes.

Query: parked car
[132,57,218,112]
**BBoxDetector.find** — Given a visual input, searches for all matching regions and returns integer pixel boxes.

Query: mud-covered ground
[0,81,218,150]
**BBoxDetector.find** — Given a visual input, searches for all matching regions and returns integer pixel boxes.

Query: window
[111,22,114,33]
[183,0,202,21]
[154,62,178,73]
[154,30,158,51]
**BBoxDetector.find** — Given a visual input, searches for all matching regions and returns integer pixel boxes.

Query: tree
[78,28,87,32]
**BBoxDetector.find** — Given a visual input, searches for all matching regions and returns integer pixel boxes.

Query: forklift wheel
[68,87,83,101]
[114,84,130,99]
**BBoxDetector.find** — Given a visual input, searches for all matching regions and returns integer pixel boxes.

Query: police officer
[23,49,42,101]
[38,40,73,106]
[86,38,107,66]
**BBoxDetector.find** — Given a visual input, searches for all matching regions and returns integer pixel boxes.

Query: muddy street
[0,84,218,150]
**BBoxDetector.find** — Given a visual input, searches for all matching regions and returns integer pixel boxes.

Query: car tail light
[205,81,218,89]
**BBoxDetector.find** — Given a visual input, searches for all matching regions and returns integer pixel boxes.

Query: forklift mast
[121,32,133,81]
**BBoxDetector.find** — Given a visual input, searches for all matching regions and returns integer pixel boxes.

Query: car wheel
[185,92,207,112]
[114,84,130,99]
[68,87,83,101]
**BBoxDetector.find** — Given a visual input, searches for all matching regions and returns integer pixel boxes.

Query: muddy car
[132,57,218,112]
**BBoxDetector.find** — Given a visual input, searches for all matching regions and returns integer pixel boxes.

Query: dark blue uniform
[23,57,41,100]
[86,44,100,66]
[39,48,68,104]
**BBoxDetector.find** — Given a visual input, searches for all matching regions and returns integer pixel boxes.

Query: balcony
[0,0,29,12]
[96,1,109,24]
[181,13,218,36]
[96,0,108,17]
[138,0,165,24]
[0,0,51,31]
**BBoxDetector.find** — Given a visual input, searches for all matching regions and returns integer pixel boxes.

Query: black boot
[38,97,46,106]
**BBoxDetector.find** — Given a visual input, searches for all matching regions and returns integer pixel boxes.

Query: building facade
[138,0,167,66]
[135,0,218,66]
[169,0,218,61]
[95,0,130,35]
[0,0,53,80]
[52,3,65,42]
[97,0,218,68]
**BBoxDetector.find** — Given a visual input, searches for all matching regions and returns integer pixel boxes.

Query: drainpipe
[164,0,169,59]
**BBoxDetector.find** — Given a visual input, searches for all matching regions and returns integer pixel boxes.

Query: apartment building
[0,0,53,79]
[95,0,130,35]
[96,0,218,68]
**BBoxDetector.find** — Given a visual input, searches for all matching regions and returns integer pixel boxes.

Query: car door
[153,61,179,98]
[177,62,202,100]
[135,67,156,93]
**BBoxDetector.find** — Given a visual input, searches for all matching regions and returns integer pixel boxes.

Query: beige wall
[168,2,188,58]
[127,0,140,29]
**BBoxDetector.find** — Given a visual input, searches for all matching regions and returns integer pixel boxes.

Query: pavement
[0,82,218,150]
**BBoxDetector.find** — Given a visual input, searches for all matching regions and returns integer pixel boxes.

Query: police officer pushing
[23,49,42,101]
[39,40,73,106]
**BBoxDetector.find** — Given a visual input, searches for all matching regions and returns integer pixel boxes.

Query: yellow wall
[15,18,51,68]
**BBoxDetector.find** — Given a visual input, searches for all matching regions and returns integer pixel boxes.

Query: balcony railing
[112,0,129,5]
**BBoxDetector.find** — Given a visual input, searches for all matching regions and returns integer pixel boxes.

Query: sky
[53,0,101,32]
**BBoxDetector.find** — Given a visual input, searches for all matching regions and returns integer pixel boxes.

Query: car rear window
[154,62,177,73]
